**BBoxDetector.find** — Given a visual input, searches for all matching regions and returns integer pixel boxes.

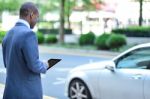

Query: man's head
[19,2,39,29]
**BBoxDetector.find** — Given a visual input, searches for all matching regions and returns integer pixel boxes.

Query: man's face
[29,11,39,29]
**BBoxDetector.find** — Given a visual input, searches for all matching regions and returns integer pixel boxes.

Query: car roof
[113,43,150,61]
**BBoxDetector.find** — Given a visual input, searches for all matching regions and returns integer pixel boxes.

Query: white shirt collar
[18,19,30,29]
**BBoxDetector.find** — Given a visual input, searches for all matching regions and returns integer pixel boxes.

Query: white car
[65,43,150,99]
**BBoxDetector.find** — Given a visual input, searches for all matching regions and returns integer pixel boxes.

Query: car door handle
[131,74,143,80]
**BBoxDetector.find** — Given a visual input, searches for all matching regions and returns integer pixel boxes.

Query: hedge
[45,34,57,44]
[36,31,44,44]
[95,33,110,50]
[106,34,126,50]
[95,33,126,50]
[112,26,150,37]
[79,32,96,45]
[0,31,6,43]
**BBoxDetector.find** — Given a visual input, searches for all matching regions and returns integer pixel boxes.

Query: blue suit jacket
[2,22,47,99]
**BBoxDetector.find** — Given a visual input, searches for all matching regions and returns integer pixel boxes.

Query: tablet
[47,59,61,70]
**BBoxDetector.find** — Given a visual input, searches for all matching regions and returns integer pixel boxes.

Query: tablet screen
[47,59,61,70]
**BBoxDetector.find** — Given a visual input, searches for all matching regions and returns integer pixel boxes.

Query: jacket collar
[15,19,30,29]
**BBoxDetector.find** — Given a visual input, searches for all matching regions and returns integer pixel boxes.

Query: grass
[111,44,136,53]
[118,44,136,52]
[42,43,136,53]
[43,43,97,50]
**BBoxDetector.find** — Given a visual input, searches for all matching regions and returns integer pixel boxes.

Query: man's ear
[30,12,34,19]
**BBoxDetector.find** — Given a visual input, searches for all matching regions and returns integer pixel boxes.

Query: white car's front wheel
[68,79,92,99]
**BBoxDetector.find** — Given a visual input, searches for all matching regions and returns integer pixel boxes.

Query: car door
[143,70,150,99]
[99,47,150,99]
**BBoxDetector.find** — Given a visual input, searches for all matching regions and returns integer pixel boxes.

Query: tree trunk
[59,0,65,44]
[67,14,71,29]
[67,0,71,29]
[139,0,143,26]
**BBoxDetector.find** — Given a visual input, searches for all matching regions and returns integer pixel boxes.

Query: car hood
[70,60,113,73]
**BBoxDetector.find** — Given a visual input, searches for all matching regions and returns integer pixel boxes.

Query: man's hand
[42,60,49,70]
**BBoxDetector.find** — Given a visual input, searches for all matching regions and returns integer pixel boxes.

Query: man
[2,2,49,99]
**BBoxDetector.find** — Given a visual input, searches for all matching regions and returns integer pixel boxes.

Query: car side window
[116,47,150,69]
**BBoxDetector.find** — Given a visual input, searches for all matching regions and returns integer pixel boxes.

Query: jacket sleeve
[22,31,48,74]
[2,42,6,68]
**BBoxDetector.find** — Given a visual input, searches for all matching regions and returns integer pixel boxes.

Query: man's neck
[18,18,30,29]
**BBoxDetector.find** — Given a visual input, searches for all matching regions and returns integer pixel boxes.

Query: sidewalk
[0,84,4,99]
[39,45,120,59]
[0,45,120,98]
[0,84,56,99]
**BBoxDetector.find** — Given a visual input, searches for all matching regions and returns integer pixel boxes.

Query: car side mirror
[105,62,116,72]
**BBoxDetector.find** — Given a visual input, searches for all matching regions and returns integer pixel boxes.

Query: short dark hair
[19,2,38,17]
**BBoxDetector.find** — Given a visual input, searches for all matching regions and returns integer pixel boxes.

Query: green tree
[65,0,75,29]
[59,0,65,44]
[0,0,20,12]
[38,0,60,16]
[0,0,20,22]
[82,0,96,10]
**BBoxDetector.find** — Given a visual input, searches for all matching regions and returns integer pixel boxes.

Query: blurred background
[0,0,150,51]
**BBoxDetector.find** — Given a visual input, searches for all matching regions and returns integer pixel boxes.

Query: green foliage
[82,0,96,10]
[65,0,75,16]
[95,33,127,50]
[79,32,96,45]
[39,0,60,15]
[36,32,44,44]
[0,0,20,12]
[45,34,57,44]
[0,31,6,43]
[106,34,126,50]
[95,33,110,50]
[112,26,150,37]
[38,22,53,29]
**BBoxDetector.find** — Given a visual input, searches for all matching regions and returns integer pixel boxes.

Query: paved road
[0,46,111,99]
[40,53,109,99]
